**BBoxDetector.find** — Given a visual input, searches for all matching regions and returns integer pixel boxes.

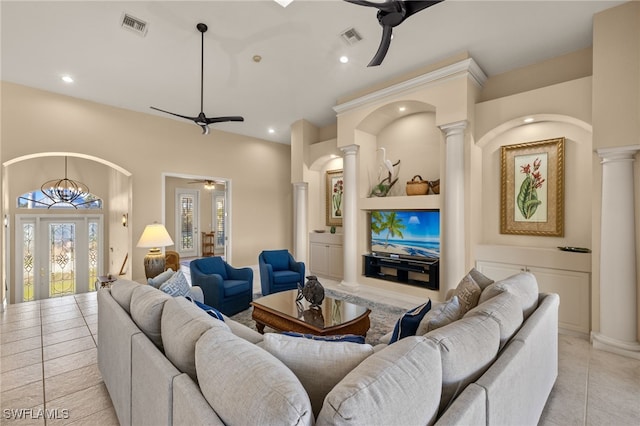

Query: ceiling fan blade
[404,0,443,18]
[150,106,197,121]
[368,24,393,67]
[204,116,245,124]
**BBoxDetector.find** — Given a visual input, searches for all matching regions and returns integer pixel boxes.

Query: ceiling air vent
[340,27,363,45]
[121,13,148,37]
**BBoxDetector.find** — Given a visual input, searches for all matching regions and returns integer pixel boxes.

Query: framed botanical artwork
[500,137,565,236]
[326,169,344,227]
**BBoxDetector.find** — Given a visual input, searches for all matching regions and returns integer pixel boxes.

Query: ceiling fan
[343,0,444,67]
[150,23,244,135]
[188,179,220,190]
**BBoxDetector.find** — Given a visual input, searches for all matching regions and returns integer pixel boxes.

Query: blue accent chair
[189,256,253,316]
[259,250,305,296]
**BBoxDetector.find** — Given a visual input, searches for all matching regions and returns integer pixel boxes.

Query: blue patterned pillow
[282,332,365,344]
[184,296,225,322]
[159,270,190,297]
[389,300,432,344]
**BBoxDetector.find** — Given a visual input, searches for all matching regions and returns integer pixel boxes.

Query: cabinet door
[309,243,329,276]
[476,261,524,281]
[328,245,344,279]
[528,266,590,334]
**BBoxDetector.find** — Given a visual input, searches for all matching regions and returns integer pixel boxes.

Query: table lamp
[137,223,174,279]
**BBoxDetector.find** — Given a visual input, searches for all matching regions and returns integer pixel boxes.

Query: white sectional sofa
[97,272,559,425]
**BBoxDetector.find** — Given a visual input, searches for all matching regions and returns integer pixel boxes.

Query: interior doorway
[163,174,230,261]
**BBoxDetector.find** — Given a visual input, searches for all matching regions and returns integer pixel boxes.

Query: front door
[16,215,102,302]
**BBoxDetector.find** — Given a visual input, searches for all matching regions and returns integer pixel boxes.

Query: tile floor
[2,286,639,425]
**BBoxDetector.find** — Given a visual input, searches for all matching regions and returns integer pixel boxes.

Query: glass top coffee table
[251,289,371,337]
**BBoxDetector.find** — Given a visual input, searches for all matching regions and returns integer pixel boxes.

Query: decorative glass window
[17,190,102,209]
[22,223,35,302]
[179,195,195,251]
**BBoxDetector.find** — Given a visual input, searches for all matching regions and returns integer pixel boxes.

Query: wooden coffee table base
[251,304,371,337]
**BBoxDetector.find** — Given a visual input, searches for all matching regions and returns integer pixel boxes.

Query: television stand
[363,254,439,291]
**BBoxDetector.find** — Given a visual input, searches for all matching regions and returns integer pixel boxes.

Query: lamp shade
[137,223,174,248]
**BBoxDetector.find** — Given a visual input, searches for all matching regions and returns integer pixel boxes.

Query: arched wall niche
[474,114,593,249]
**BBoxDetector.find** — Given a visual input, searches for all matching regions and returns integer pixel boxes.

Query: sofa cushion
[223,279,251,297]
[465,291,523,349]
[273,270,302,284]
[161,297,230,380]
[110,279,140,314]
[263,333,374,417]
[452,274,482,315]
[416,296,463,335]
[147,268,174,288]
[317,336,442,426]
[130,285,172,350]
[389,300,432,344]
[425,315,501,414]
[196,327,314,426]
[478,272,539,319]
[262,250,290,271]
[159,270,191,297]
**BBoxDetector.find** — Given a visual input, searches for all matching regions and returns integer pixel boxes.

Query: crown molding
[333,58,487,115]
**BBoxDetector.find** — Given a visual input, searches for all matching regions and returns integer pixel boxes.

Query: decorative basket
[428,179,440,195]
[406,175,429,196]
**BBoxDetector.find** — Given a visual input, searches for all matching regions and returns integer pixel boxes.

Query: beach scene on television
[370,210,440,259]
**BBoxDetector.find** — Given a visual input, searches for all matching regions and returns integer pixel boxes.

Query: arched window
[17,190,102,209]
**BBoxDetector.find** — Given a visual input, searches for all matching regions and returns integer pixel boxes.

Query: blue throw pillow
[282,331,365,344]
[185,296,225,322]
[389,300,432,344]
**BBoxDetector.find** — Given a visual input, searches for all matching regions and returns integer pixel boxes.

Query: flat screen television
[369,209,440,261]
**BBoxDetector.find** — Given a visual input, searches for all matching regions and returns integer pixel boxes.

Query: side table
[95,275,117,291]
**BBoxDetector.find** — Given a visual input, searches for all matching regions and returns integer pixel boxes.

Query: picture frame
[326,169,344,227]
[500,137,565,236]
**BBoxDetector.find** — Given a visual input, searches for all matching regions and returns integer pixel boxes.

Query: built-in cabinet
[309,233,343,280]
[476,245,591,335]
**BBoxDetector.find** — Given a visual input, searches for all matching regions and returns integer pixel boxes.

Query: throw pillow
[453,274,482,315]
[281,331,365,344]
[469,267,494,290]
[160,270,190,297]
[262,333,374,417]
[416,296,463,335]
[184,296,225,322]
[147,268,174,288]
[478,272,539,319]
[388,300,432,344]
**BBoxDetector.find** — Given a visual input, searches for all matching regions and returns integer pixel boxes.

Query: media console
[363,254,439,291]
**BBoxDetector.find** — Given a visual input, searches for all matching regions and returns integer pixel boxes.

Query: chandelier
[41,157,90,206]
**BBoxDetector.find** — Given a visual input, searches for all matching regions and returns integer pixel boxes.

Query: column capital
[292,182,308,190]
[439,120,468,137]
[597,145,640,163]
[340,144,359,155]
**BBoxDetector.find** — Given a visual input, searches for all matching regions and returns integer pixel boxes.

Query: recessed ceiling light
[523,117,535,123]
[399,106,406,112]
[268,128,275,134]
[274,0,293,7]
[61,75,74,83]
[339,56,349,64]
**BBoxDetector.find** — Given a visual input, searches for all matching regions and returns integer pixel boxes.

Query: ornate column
[592,145,640,359]
[292,182,308,264]
[340,144,359,289]
[439,121,468,294]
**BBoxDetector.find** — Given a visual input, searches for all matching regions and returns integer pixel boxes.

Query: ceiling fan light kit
[150,23,244,135]
[343,0,443,67]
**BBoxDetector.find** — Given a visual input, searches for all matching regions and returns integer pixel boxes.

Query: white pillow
[160,270,190,297]
[416,296,463,335]
[262,333,374,417]
[148,268,174,288]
